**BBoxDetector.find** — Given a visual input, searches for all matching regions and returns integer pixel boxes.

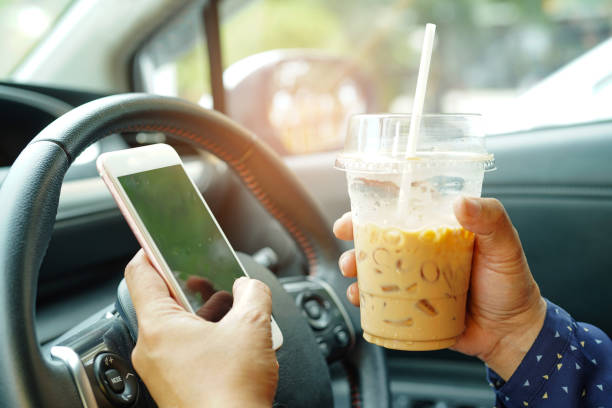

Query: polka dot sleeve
[486,299,611,407]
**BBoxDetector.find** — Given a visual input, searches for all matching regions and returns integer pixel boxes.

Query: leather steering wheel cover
[0,141,83,407]
[36,94,361,326]
[0,93,389,407]
[39,95,338,268]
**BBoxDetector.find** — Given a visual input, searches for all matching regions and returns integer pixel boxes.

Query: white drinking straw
[406,23,436,157]
[397,23,436,216]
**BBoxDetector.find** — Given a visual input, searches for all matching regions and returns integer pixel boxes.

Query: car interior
[0,0,611,407]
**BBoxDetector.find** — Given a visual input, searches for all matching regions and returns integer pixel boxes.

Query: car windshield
[0,0,72,77]
[218,0,612,136]
[3,0,612,137]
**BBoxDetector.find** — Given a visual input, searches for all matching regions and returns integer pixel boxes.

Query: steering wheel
[0,94,389,407]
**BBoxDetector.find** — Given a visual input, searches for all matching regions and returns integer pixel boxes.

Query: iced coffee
[336,114,494,351]
[354,223,474,350]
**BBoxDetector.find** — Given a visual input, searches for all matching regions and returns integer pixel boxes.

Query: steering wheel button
[94,352,139,406]
[121,392,135,404]
[104,369,125,393]
[334,328,350,348]
[304,299,322,319]
[317,339,330,358]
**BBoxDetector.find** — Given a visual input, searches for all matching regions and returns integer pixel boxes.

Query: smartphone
[97,143,283,350]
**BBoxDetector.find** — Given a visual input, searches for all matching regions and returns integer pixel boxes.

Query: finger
[124,249,173,321]
[454,197,524,264]
[226,277,273,324]
[339,249,357,278]
[333,212,354,241]
[347,282,360,306]
[196,291,234,322]
[186,276,216,302]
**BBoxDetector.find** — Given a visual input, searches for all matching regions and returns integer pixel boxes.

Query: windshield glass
[219,0,612,138]
[0,0,72,78]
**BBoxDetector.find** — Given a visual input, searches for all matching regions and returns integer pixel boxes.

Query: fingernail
[234,276,248,287]
[463,197,482,218]
[339,252,350,274]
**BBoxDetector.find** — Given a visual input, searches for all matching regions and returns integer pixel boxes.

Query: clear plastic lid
[335,114,495,173]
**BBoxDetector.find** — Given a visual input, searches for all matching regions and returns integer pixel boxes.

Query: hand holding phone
[124,250,279,408]
[97,144,283,350]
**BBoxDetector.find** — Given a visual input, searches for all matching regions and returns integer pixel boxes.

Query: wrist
[223,398,270,408]
[482,296,547,381]
[205,388,272,408]
[202,397,270,408]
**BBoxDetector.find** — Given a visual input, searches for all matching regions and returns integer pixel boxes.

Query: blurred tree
[222,0,350,67]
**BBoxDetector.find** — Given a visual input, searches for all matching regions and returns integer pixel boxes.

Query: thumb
[225,277,273,325]
[454,197,524,265]
[124,249,178,322]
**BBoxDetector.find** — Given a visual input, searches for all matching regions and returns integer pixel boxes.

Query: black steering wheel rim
[0,93,389,407]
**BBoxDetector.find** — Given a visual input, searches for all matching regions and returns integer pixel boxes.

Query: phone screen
[118,164,243,319]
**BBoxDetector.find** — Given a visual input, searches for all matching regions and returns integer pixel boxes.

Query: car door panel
[485,121,612,335]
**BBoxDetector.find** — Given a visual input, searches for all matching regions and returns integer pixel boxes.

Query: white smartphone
[97,143,283,350]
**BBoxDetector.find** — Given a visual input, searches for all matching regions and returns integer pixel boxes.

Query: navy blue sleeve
[486,299,611,407]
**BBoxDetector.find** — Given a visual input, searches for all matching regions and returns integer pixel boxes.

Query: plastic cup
[335,114,495,351]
